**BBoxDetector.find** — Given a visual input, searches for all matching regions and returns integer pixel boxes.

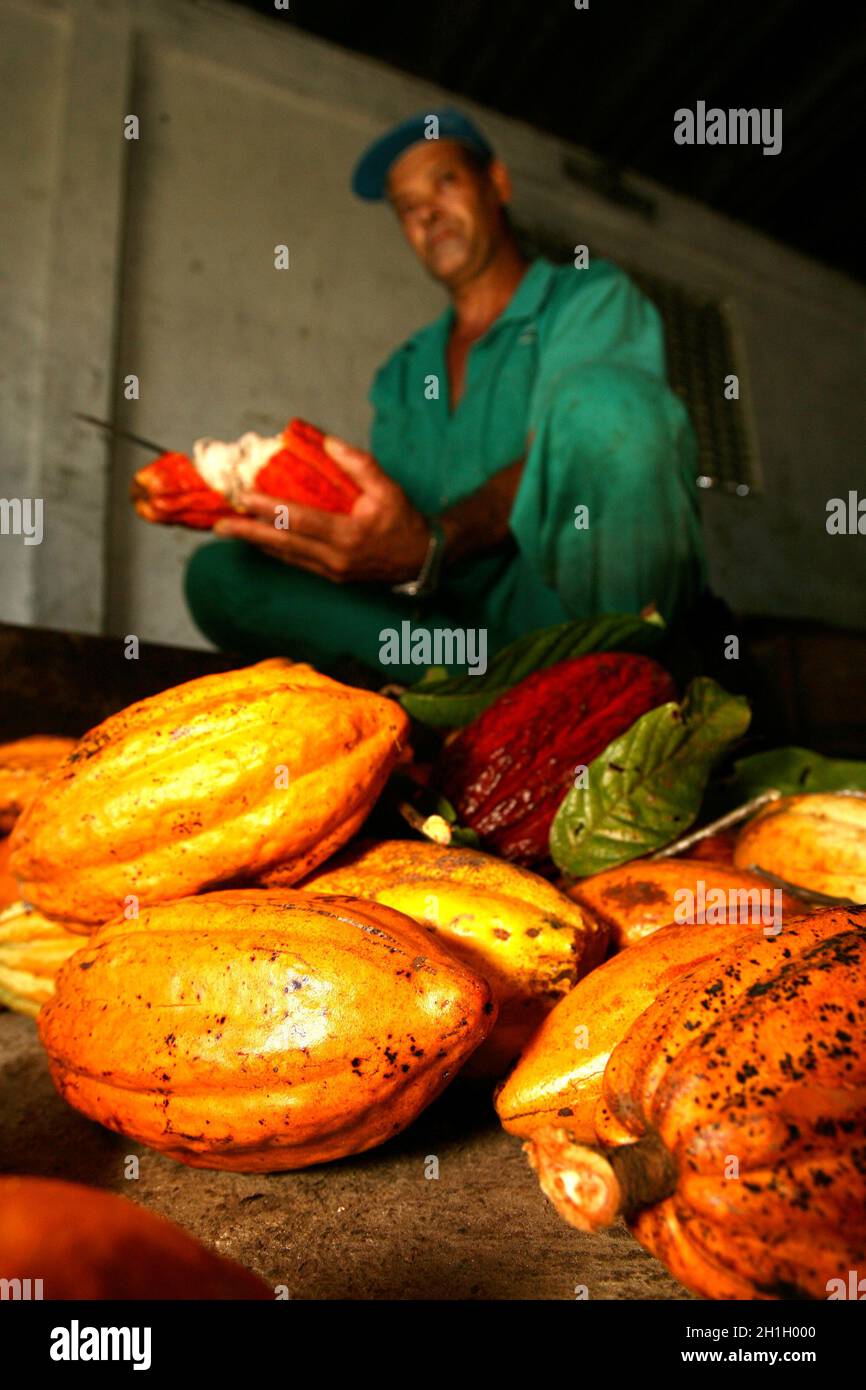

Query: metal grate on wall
[515,225,762,497]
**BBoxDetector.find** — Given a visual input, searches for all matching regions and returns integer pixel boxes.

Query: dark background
[233,0,865,283]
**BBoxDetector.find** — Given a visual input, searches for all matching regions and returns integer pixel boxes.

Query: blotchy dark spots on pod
[525,927,540,938]
[558,1107,574,1117]
[483,1001,494,1015]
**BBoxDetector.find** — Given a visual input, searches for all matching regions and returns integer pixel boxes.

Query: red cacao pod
[131,418,359,529]
[439,652,676,867]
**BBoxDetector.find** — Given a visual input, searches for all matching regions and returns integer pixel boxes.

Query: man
[185,109,706,682]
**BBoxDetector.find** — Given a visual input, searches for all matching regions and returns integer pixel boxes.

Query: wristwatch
[391,517,447,599]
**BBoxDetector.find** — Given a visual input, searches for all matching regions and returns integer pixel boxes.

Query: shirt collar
[495,257,557,323]
[406,257,556,349]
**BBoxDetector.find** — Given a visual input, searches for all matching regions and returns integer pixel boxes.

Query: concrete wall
[2,0,864,648]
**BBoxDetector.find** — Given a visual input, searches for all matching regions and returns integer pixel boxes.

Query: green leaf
[550,677,752,877]
[400,613,666,728]
[716,746,866,807]
[433,795,460,824]
[447,824,482,848]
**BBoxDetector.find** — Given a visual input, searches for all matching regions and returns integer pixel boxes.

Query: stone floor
[1,1010,691,1301]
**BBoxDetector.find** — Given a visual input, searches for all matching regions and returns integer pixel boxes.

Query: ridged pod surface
[0,1176,270,1298]
[439,653,676,866]
[9,660,409,926]
[734,792,866,902]
[524,908,866,1299]
[38,889,495,1171]
[496,916,763,1140]
[0,736,77,832]
[297,838,608,1075]
[0,902,83,1017]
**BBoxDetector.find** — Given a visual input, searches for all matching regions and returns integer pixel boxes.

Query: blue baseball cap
[351,108,494,201]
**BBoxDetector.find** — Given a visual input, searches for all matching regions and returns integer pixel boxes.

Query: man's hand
[213,435,430,585]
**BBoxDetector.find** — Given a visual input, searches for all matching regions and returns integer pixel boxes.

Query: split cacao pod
[9,659,408,926]
[438,652,676,867]
[0,736,77,832]
[0,902,83,1017]
[525,907,866,1300]
[38,889,495,1171]
[132,417,360,529]
[567,856,805,951]
[734,792,866,902]
[297,838,608,1075]
[496,915,765,1141]
[0,1176,270,1298]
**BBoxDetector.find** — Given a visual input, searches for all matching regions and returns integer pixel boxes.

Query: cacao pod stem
[524,1127,677,1232]
[398,800,452,845]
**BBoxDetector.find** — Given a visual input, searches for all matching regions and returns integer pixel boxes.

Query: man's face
[387,139,509,289]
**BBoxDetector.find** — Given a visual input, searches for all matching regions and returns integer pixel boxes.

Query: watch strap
[391,517,446,598]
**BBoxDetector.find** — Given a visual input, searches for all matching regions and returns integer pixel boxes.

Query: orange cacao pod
[525,907,866,1299]
[438,652,676,867]
[0,1176,270,1298]
[0,838,17,910]
[567,856,805,951]
[9,659,408,926]
[496,914,764,1141]
[0,736,77,832]
[38,889,495,1171]
[734,792,866,902]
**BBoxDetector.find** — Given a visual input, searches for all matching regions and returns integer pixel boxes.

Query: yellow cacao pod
[9,660,409,926]
[734,792,866,902]
[298,838,607,1076]
[0,901,83,1017]
[38,889,495,1171]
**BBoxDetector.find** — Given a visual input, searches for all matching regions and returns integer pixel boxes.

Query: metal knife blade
[73,412,172,456]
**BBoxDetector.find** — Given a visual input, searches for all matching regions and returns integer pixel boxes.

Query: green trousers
[185,364,705,682]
